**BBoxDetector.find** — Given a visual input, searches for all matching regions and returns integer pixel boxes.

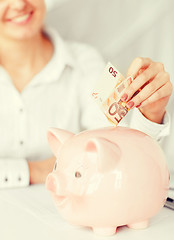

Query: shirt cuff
[130,108,170,142]
[0,158,30,189]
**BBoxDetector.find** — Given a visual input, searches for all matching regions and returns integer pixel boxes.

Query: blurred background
[44,0,174,79]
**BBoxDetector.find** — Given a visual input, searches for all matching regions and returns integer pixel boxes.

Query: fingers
[120,56,172,110]
[123,62,164,103]
[127,57,152,78]
[125,71,169,108]
[140,81,173,108]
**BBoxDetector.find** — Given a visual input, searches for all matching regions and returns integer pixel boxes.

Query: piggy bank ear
[85,137,121,173]
[48,128,74,157]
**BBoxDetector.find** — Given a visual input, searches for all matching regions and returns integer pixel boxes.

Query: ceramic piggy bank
[46,126,169,236]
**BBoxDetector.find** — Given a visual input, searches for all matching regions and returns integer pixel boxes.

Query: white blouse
[0,28,170,188]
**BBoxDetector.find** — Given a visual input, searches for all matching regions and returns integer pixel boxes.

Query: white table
[0,185,173,240]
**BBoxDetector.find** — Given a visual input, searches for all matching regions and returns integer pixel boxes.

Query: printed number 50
[109,67,117,78]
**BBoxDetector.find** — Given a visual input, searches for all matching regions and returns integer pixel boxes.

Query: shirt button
[4,176,8,182]
[20,141,24,145]
[19,108,23,113]
[18,176,22,182]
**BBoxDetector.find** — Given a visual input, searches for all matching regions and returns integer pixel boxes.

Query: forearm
[139,107,165,124]
[128,107,170,144]
[28,156,56,185]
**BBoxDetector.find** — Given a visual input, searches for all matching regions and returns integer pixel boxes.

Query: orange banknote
[92,62,133,125]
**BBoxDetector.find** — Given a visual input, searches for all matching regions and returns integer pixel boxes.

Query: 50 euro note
[92,62,133,126]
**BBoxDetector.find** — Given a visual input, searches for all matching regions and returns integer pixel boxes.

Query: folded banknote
[92,62,133,125]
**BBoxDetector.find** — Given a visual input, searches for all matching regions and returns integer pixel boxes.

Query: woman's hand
[28,157,56,184]
[121,57,173,124]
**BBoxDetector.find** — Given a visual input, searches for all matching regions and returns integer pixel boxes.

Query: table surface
[0,184,173,240]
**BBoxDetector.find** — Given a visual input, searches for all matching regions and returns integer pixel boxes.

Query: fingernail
[121,93,128,101]
[127,101,135,109]
[126,76,133,84]
[136,103,141,108]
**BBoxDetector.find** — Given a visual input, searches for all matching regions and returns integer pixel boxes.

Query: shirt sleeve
[0,159,30,189]
[126,107,170,143]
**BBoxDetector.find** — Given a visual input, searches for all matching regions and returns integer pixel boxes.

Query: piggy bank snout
[46,173,58,193]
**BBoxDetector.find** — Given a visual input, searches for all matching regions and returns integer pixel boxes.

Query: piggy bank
[46,126,169,236]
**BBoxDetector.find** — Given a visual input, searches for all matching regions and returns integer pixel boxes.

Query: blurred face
[0,0,46,41]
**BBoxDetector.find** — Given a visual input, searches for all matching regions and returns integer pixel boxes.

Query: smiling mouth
[7,11,33,24]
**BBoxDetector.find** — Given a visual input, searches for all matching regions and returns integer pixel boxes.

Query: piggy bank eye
[75,171,82,178]
[54,162,57,171]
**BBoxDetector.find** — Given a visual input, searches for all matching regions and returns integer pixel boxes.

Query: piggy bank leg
[127,220,149,230]
[93,227,117,236]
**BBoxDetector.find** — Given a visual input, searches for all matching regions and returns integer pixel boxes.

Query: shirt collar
[0,27,76,86]
[48,27,75,68]
[29,27,76,86]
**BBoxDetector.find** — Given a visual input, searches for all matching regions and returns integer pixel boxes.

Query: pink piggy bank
[46,126,169,236]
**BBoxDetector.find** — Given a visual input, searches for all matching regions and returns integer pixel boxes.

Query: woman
[0,0,172,188]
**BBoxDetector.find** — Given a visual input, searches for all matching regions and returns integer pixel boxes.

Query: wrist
[27,161,39,184]
[28,157,56,185]
[28,161,46,184]
[139,108,166,124]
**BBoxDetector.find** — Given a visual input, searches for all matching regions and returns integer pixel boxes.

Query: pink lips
[6,11,33,25]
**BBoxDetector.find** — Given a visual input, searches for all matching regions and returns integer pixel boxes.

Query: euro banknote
[92,62,133,125]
